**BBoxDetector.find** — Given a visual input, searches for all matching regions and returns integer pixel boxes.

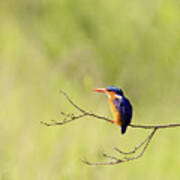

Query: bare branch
[41,90,180,129]
[114,129,156,155]
[40,90,111,126]
[41,90,180,166]
[40,113,86,126]
[59,90,87,114]
[129,123,180,129]
[83,128,157,165]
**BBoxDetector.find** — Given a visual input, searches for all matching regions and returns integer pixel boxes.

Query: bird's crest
[107,86,124,96]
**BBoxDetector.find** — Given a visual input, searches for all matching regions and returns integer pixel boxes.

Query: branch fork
[40,90,180,165]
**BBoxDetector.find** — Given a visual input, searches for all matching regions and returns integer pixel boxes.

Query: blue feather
[113,97,132,134]
[121,124,127,134]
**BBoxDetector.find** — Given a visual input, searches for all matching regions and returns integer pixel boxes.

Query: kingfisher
[93,86,132,134]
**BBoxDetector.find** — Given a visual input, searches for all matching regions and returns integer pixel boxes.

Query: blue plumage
[113,97,132,134]
[107,86,124,96]
[93,86,133,134]
[109,86,132,134]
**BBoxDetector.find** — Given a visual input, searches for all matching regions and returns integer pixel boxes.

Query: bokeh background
[1,0,180,179]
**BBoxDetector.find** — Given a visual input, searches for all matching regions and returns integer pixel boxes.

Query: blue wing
[113,97,132,134]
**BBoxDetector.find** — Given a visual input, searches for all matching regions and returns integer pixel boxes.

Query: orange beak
[93,88,107,93]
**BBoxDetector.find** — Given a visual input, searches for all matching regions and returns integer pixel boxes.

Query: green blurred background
[1,0,180,179]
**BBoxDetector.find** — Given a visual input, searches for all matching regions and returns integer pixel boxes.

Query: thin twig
[114,129,156,155]
[41,90,180,129]
[129,123,180,129]
[41,90,180,165]
[83,128,157,165]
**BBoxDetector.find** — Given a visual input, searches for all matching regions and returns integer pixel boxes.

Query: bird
[93,86,132,134]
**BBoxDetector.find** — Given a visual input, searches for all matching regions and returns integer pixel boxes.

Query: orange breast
[109,96,122,125]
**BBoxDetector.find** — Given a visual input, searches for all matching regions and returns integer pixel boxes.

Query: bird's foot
[110,120,114,124]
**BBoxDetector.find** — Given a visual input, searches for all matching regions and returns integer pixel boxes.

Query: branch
[41,90,180,129]
[40,90,111,126]
[40,90,180,165]
[82,128,157,165]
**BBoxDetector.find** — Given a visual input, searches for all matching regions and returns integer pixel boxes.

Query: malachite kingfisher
[93,86,132,134]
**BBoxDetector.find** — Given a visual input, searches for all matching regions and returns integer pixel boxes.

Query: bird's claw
[110,120,114,124]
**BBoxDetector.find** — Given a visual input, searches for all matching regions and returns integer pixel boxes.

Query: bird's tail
[121,124,127,134]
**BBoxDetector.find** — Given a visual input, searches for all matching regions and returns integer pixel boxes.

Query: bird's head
[93,86,124,98]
